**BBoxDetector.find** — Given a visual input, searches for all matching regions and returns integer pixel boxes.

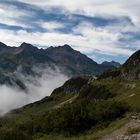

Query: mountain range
[0,42,119,88]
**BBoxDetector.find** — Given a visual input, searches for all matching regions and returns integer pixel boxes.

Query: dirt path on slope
[98,116,140,140]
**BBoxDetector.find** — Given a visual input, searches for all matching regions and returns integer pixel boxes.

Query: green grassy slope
[0,76,139,140]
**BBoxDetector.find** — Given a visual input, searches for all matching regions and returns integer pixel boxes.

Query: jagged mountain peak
[0,42,8,48]
[46,44,74,52]
[20,42,37,50]
[59,44,74,50]
[20,42,33,47]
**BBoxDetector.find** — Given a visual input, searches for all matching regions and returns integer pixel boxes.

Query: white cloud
[0,24,134,57]
[0,3,34,28]
[40,21,64,31]
[0,66,68,115]
[17,0,140,26]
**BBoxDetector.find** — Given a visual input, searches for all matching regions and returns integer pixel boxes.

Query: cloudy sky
[0,0,140,63]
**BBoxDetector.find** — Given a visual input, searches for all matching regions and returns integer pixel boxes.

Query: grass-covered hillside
[0,76,140,140]
[0,49,140,140]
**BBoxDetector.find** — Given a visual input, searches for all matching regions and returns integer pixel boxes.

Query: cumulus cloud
[0,66,68,115]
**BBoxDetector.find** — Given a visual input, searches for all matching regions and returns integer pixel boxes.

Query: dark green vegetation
[0,77,134,140]
[0,44,140,139]
[0,42,116,89]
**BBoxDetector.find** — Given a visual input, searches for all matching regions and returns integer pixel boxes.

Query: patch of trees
[98,69,121,79]
[33,99,129,135]
[51,77,89,96]
[80,84,115,99]
[0,98,129,139]
[0,127,32,140]
[0,80,130,140]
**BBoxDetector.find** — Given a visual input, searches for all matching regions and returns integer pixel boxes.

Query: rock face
[116,134,140,140]
[122,50,140,80]
[98,49,140,81]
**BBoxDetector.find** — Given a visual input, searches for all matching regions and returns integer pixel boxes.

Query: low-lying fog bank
[0,66,68,115]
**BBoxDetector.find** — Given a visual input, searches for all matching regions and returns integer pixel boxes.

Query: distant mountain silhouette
[102,61,120,68]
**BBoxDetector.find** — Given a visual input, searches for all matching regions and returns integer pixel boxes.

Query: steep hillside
[0,77,130,140]
[99,49,140,81]
[122,50,140,80]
